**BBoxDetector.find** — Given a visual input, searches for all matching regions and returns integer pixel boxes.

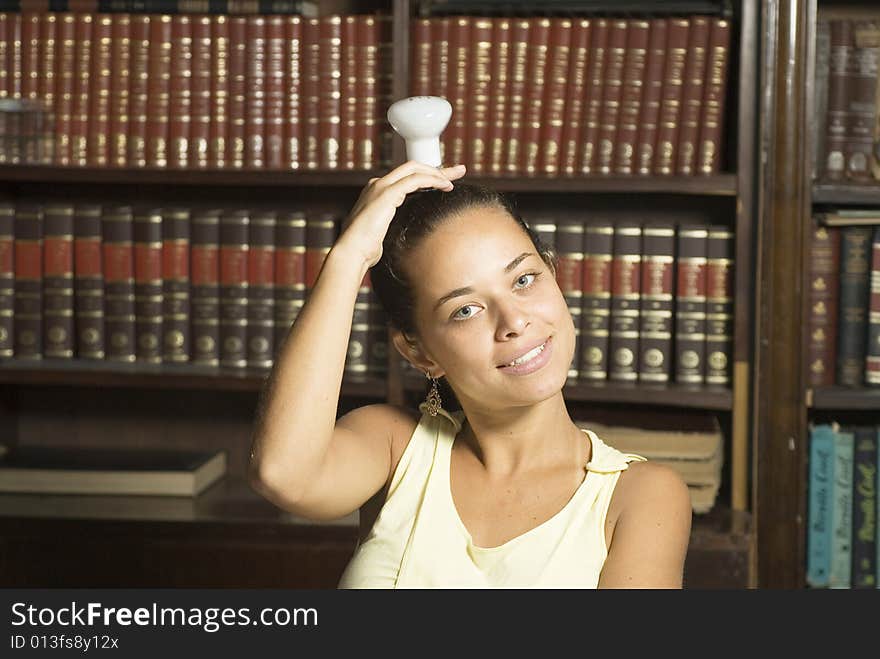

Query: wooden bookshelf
[808,386,880,411]
[812,183,880,205]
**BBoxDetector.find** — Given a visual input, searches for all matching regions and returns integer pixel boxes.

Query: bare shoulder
[614,461,692,514]
[336,403,421,484]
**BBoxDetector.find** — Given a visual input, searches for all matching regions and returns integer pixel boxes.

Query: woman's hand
[336,161,466,269]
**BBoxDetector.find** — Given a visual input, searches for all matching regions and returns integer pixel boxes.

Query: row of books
[411,15,731,177]
[0,11,392,170]
[806,222,880,388]
[0,0,319,13]
[0,200,390,376]
[807,422,878,589]
[813,17,880,184]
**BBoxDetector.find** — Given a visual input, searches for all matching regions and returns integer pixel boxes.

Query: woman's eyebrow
[432,252,535,311]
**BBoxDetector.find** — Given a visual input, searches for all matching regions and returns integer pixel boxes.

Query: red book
[411,18,432,97]
[559,18,591,177]
[596,19,627,176]
[146,15,172,168]
[654,19,690,176]
[638,225,675,383]
[265,16,285,169]
[430,17,450,163]
[169,15,193,169]
[87,14,112,167]
[43,203,75,359]
[675,16,710,176]
[133,207,163,364]
[245,16,267,169]
[0,14,9,105]
[339,15,358,170]
[227,16,247,169]
[14,202,42,360]
[505,18,530,174]
[102,205,136,363]
[127,14,150,168]
[555,222,585,380]
[209,16,230,169]
[6,12,21,100]
[53,13,76,166]
[487,17,510,175]
[0,202,13,358]
[538,18,572,176]
[108,14,131,168]
[355,15,379,170]
[578,18,608,175]
[675,225,708,384]
[190,16,212,169]
[615,20,650,176]
[467,17,493,174]
[73,203,104,359]
[70,13,92,167]
[219,209,249,368]
[580,221,614,379]
[705,226,734,386]
[447,16,471,168]
[20,12,39,103]
[283,15,302,170]
[519,17,551,175]
[807,224,840,388]
[38,12,58,165]
[247,209,276,368]
[609,223,642,381]
[635,19,667,175]
[162,207,190,363]
[191,207,221,366]
[697,18,731,175]
[318,16,342,170]
[274,210,306,355]
[300,17,320,170]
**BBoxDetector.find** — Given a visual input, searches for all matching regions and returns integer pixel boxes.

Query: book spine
[609,223,642,381]
[146,14,171,168]
[555,222,584,380]
[190,15,212,169]
[851,425,877,588]
[299,17,319,169]
[520,16,551,176]
[538,17,571,176]
[808,224,841,387]
[675,16,709,176]
[635,19,666,175]
[102,204,135,362]
[263,15,284,169]
[615,19,649,176]
[273,210,305,356]
[282,15,301,169]
[410,18,431,97]
[245,15,266,169]
[355,15,377,170]
[191,207,221,365]
[829,427,854,588]
[14,203,42,359]
[339,15,357,170]
[108,13,130,167]
[844,21,879,181]
[15,0,318,11]
[429,17,449,164]
[38,12,57,165]
[596,19,627,176]
[210,15,229,169]
[467,16,492,175]
[346,272,370,379]
[578,18,608,175]
[304,214,335,296]
[580,222,613,380]
[247,209,275,368]
[367,280,388,377]
[53,13,75,166]
[697,18,731,175]
[227,16,247,169]
[868,226,880,385]
[675,224,708,384]
[447,16,470,168]
[0,15,9,126]
[837,226,872,386]
[813,19,830,182]
[127,14,149,168]
[133,206,163,363]
[6,13,21,106]
[705,226,734,386]
[505,18,529,174]
[20,12,39,106]
[169,15,193,169]
[0,202,13,358]
[824,20,851,181]
[558,18,589,177]
[86,13,111,167]
[42,203,75,359]
[219,209,249,368]
[162,207,190,363]
[638,224,675,383]
[73,203,104,359]
[318,15,341,170]
[654,18,689,176]
[807,423,835,588]
[375,14,393,167]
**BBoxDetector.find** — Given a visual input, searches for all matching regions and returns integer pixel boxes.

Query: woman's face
[401,205,576,412]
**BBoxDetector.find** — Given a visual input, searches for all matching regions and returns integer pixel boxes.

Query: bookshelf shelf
[811,183,880,206]
[808,386,880,411]
[461,174,738,196]
[0,360,388,397]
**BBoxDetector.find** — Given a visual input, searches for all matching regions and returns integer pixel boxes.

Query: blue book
[807,423,836,588]
[851,425,878,588]
[829,428,854,588]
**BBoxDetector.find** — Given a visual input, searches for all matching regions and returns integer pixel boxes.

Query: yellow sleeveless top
[338,403,647,589]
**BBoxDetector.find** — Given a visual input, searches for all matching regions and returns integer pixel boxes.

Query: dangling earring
[424,372,442,417]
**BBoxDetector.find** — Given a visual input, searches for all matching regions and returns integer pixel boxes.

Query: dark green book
[836,227,872,386]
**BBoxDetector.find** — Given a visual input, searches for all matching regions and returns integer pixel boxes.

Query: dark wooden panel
[809,387,880,411]
[812,184,880,206]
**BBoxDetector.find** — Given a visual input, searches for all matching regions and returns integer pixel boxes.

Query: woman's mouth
[497,337,553,375]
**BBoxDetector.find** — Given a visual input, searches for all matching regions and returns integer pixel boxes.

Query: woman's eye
[452,305,480,321]
[515,272,539,288]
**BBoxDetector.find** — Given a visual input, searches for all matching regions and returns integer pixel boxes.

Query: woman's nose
[494,301,530,340]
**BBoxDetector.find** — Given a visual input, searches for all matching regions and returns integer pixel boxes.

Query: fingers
[375,161,466,190]
[381,171,459,207]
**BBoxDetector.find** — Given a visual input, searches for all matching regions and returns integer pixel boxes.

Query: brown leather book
[133,207,163,364]
[654,18,689,176]
[318,16,342,170]
[559,18,590,177]
[355,15,379,170]
[300,17,320,170]
[487,17,511,175]
[6,13,21,103]
[14,202,42,360]
[578,18,608,175]
[20,12,39,109]
[108,14,130,168]
[705,226,734,386]
[867,226,880,385]
[430,17,450,163]
[209,15,230,169]
[0,15,8,113]
[190,15,213,169]
[245,16,267,169]
[807,224,840,388]
[265,15,285,170]
[675,224,708,384]
[638,224,675,383]
[127,14,150,168]
[102,204,136,363]
[675,16,710,176]
[247,209,276,369]
[283,15,302,170]
[191,207,221,366]
[596,19,627,176]
[219,209,249,368]
[844,20,880,181]
[505,18,530,174]
[162,207,190,363]
[697,18,731,175]
[73,203,104,359]
[615,20,649,176]
[580,222,613,380]
[86,14,111,167]
[467,17,493,174]
[273,210,306,356]
[519,17,551,176]
[43,203,75,359]
[376,15,393,167]
[411,18,432,97]
[0,201,13,358]
[169,15,193,169]
[38,12,58,165]
[53,13,76,166]
[538,18,572,176]
[227,16,247,169]
[635,19,667,175]
[447,16,471,168]
[146,14,172,168]
[609,223,642,381]
[555,222,584,380]
[339,15,358,171]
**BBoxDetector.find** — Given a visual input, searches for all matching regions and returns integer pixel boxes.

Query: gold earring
[424,372,442,417]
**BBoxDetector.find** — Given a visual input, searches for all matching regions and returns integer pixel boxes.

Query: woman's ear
[390,328,443,377]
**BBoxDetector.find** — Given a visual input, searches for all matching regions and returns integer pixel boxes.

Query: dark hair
[370,183,557,411]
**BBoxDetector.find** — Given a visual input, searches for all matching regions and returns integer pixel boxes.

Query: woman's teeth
[507,342,545,367]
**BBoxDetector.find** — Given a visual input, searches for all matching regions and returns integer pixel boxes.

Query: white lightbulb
[387,96,453,167]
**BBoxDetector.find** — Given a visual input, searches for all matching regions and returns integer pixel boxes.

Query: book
[608,223,642,381]
[580,221,613,380]
[806,224,840,388]
[555,222,585,380]
[844,20,879,182]
[868,225,880,385]
[0,445,226,497]
[850,425,877,588]
[705,226,734,385]
[0,201,12,358]
[807,423,836,588]
[2,0,318,14]
[837,226,872,386]
[638,224,675,383]
[675,224,709,384]
[43,202,75,359]
[824,20,852,181]
[829,427,854,588]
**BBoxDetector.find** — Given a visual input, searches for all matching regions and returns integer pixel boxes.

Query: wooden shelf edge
[458,174,738,195]
[808,386,880,410]
[812,183,880,206]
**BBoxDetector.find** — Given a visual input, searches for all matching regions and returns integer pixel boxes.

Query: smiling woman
[247,161,692,589]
